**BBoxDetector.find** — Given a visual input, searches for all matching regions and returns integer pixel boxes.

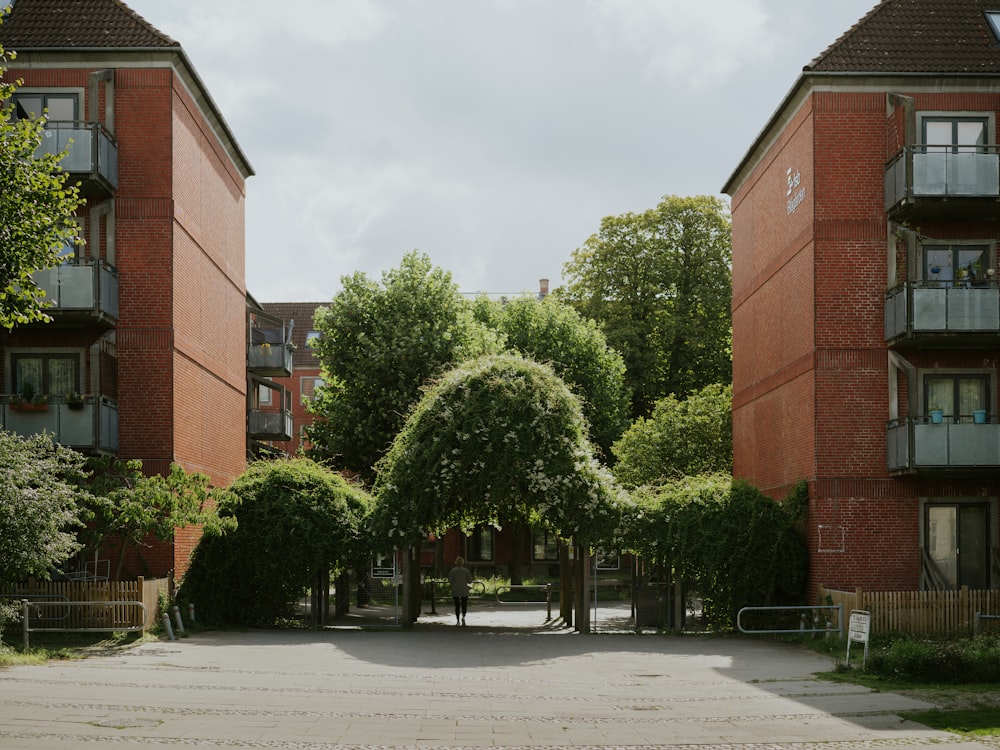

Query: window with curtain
[925,374,988,420]
[12,354,80,397]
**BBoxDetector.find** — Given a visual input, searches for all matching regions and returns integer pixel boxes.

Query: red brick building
[0,0,277,579]
[724,0,1000,597]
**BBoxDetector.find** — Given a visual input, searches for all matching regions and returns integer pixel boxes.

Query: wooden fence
[2,576,170,631]
[819,584,1000,636]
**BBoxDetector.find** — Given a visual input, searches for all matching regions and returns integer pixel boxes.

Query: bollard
[172,605,186,634]
[188,602,196,623]
[161,612,176,640]
[22,599,29,652]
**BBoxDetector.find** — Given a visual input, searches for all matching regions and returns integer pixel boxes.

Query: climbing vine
[618,474,808,630]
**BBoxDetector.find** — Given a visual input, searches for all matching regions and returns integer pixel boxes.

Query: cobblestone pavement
[0,607,993,750]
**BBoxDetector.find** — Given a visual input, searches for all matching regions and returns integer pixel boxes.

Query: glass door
[926,504,989,589]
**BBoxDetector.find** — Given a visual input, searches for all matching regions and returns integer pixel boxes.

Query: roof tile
[808,0,1000,74]
[0,0,176,49]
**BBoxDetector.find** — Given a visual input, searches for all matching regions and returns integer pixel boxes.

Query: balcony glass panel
[2,398,118,452]
[248,344,293,375]
[912,150,1000,197]
[249,409,293,440]
[34,124,118,190]
[885,282,1000,339]
[32,260,119,320]
[887,418,1000,471]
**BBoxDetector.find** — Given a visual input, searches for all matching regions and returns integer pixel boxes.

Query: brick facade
[726,4,1000,599]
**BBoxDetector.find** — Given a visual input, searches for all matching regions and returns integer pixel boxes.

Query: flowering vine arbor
[372,354,625,630]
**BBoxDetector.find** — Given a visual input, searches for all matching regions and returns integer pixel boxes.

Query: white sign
[846,609,871,667]
[786,167,806,215]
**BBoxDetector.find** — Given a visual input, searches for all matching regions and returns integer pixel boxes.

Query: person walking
[448,556,474,626]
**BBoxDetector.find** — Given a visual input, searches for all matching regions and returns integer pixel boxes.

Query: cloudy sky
[121,0,877,302]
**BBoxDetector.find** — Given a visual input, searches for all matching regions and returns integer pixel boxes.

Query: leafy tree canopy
[612,383,732,487]
[80,458,235,581]
[373,354,625,548]
[472,295,630,459]
[179,458,373,626]
[0,39,84,329]
[617,475,807,631]
[307,251,501,480]
[0,430,86,625]
[557,195,732,417]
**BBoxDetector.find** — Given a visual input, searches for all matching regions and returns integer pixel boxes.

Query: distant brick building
[724,0,1000,596]
[0,0,288,579]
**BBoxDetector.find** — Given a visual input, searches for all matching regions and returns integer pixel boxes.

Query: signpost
[846,609,871,667]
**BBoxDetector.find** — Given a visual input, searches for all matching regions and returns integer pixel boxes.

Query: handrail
[737,604,843,636]
[0,594,70,622]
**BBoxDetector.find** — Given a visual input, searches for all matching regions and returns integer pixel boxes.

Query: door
[926,503,990,589]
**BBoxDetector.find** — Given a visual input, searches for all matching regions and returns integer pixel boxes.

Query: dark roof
[0,0,176,49]
[261,302,326,369]
[807,0,1000,74]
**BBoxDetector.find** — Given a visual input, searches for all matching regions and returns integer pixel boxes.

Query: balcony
[248,408,294,441]
[885,281,1000,347]
[32,259,119,326]
[887,415,1000,474]
[884,146,1000,220]
[2,396,118,453]
[248,312,293,377]
[36,122,118,197]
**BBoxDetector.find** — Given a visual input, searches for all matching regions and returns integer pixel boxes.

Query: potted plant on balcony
[66,391,85,410]
[928,405,944,424]
[9,383,48,412]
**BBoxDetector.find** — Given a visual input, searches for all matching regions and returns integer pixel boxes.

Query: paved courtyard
[0,607,993,749]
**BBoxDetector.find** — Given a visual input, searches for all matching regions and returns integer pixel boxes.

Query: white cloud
[584,0,773,88]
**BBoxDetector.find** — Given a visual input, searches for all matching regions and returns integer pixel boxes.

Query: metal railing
[494,584,554,620]
[737,604,844,637]
[18,598,147,651]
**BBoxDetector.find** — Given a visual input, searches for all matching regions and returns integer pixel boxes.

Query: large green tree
[0,431,86,627]
[307,251,501,480]
[372,354,623,547]
[612,383,732,487]
[472,295,630,459]
[0,40,84,329]
[558,195,732,418]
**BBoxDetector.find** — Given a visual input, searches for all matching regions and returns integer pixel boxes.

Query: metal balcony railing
[885,281,1000,342]
[36,122,118,193]
[2,396,118,453]
[32,259,119,323]
[885,145,1000,211]
[248,408,293,441]
[887,415,1000,472]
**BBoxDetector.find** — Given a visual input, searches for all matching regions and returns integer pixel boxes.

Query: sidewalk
[0,620,994,750]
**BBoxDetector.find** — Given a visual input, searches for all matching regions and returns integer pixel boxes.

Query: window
[300,376,324,402]
[986,11,1000,41]
[532,531,559,561]
[923,244,989,284]
[13,93,78,124]
[925,374,989,421]
[258,384,272,406]
[11,353,80,397]
[305,331,321,348]
[467,525,494,562]
[922,116,989,152]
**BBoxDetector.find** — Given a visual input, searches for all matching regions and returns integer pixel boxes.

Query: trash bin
[635,585,666,628]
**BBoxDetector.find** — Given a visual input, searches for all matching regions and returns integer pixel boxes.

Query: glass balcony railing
[885,281,1000,342]
[249,408,294,441]
[247,343,293,376]
[2,396,118,453]
[32,259,119,323]
[885,146,1000,211]
[36,122,118,193]
[887,416,1000,472]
